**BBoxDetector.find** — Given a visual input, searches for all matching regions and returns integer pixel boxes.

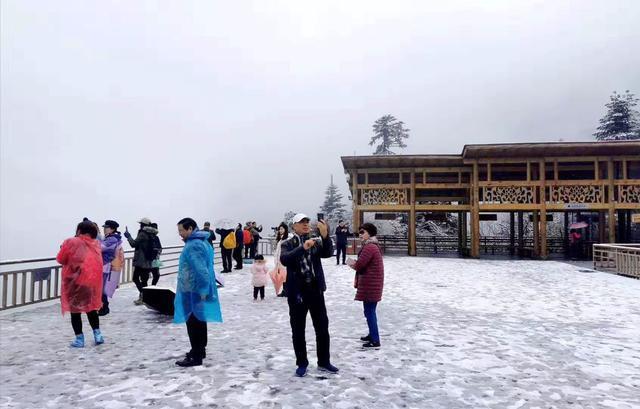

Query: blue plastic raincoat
[173,230,223,324]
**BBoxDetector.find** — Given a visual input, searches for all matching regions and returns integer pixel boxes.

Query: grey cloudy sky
[1,0,639,259]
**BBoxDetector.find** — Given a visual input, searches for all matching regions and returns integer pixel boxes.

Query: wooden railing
[593,243,640,278]
[0,239,275,311]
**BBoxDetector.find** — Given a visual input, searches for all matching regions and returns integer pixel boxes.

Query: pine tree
[369,115,410,155]
[594,90,640,141]
[319,175,346,224]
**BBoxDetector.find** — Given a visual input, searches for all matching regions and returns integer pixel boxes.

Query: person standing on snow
[174,218,223,367]
[334,220,350,265]
[280,213,338,377]
[215,225,235,273]
[202,222,217,247]
[57,220,105,347]
[149,223,163,286]
[124,217,156,305]
[347,223,384,349]
[233,224,244,270]
[98,220,123,316]
[250,222,263,259]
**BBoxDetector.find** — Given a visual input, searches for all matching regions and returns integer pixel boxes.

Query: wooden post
[564,212,570,256]
[539,160,547,259]
[599,210,606,243]
[471,162,480,257]
[509,212,515,256]
[533,211,540,258]
[517,211,524,257]
[607,159,616,243]
[409,171,416,256]
[352,171,360,232]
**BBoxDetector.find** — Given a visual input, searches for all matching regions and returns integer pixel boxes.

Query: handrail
[593,243,640,279]
[0,239,275,311]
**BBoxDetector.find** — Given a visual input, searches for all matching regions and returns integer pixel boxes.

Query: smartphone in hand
[317,213,325,222]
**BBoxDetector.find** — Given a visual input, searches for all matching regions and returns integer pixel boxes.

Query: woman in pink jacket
[56,220,105,348]
[348,223,384,348]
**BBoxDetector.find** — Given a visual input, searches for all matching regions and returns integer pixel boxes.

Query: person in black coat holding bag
[280,213,339,377]
[334,220,350,265]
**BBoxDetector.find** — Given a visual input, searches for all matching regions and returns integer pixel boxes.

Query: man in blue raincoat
[174,218,223,367]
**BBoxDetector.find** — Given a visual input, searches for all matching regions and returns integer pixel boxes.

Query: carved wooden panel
[361,188,408,205]
[549,185,603,203]
[618,185,640,203]
[482,186,534,204]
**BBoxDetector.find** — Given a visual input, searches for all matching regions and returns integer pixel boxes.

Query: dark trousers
[288,288,331,367]
[253,286,265,300]
[221,248,233,271]
[151,267,160,285]
[233,246,243,268]
[250,238,259,258]
[132,267,151,293]
[244,244,250,259]
[71,311,99,335]
[101,293,109,310]
[336,244,347,264]
[363,301,380,343]
[186,314,207,360]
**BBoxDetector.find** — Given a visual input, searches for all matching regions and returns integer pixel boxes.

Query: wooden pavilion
[341,141,640,258]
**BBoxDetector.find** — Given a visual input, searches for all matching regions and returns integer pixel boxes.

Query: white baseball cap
[292,213,310,223]
[138,217,152,225]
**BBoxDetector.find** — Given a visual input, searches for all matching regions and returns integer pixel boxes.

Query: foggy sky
[2,0,640,259]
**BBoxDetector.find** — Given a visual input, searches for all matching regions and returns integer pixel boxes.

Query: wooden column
[509,212,515,256]
[564,212,570,256]
[409,171,416,256]
[539,160,547,259]
[352,171,360,231]
[607,159,616,243]
[517,211,524,257]
[471,162,480,257]
[599,211,606,243]
[533,211,540,258]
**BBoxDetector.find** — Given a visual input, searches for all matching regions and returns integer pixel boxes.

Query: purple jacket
[101,232,122,265]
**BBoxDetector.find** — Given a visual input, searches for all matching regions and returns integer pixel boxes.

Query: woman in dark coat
[348,223,384,348]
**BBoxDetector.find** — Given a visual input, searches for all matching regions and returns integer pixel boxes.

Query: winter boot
[133,294,144,306]
[70,334,85,348]
[93,329,104,345]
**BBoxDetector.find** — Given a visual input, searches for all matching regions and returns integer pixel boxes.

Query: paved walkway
[1,257,639,408]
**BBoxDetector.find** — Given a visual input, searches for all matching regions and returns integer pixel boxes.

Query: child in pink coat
[251,254,269,301]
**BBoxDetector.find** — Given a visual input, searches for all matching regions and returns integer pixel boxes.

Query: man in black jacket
[215,226,234,273]
[233,224,244,270]
[280,213,339,377]
[334,220,350,265]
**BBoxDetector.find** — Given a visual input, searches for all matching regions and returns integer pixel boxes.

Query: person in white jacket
[270,222,290,297]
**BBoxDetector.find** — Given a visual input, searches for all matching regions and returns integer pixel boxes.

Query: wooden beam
[533,210,540,257]
[526,162,531,181]
[554,160,558,181]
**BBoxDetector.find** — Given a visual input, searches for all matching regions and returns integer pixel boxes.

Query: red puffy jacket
[353,240,384,302]
[243,229,253,245]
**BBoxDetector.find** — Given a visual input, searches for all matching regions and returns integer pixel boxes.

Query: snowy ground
[1,257,639,409]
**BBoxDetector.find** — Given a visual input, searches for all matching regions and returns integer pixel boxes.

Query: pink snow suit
[251,262,269,287]
[56,235,104,314]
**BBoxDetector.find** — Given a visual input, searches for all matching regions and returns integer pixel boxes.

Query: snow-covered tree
[319,175,346,225]
[594,91,640,141]
[369,115,410,155]
[283,211,296,228]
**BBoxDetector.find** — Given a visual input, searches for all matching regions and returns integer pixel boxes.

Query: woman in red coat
[56,220,105,348]
[348,223,384,348]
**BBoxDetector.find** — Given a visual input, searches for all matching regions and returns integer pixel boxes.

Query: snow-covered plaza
[1,257,639,409]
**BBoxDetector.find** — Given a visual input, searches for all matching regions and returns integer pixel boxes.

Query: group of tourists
[55,213,385,377]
